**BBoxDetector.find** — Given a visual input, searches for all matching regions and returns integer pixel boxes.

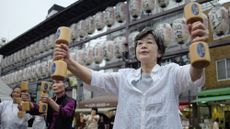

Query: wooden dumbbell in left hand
[184,2,211,68]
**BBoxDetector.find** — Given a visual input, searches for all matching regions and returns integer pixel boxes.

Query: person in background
[20,79,76,129]
[97,112,110,129]
[76,113,86,129]
[54,20,208,129]
[0,86,32,129]
[83,108,99,129]
[213,118,219,129]
[32,115,46,129]
[105,110,114,129]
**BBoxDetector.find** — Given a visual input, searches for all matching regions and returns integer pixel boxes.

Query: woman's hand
[18,92,33,110]
[40,96,50,104]
[188,21,209,43]
[53,44,70,62]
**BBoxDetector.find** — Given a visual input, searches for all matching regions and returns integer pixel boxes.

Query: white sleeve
[0,101,8,124]
[83,114,89,120]
[95,115,100,121]
[173,64,205,95]
[24,113,32,121]
[90,70,120,96]
[0,102,3,123]
[0,101,8,115]
[0,102,4,114]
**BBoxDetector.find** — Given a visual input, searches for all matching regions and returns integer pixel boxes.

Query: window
[216,59,230,81]
[227,59,230,78]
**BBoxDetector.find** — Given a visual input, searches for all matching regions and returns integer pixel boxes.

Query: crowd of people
[0,18,209,129]
[0,80,115,129]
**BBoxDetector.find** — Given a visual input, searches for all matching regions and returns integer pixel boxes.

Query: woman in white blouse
[54,21,208,129]
[0,87,31,129]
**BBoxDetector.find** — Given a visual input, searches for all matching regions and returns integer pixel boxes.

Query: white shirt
[132,73,153,92]
[32,116,46,129]
[84,114,100,129]
[90,63,204,129]
[0,100,31,129]
[213,121,219,129]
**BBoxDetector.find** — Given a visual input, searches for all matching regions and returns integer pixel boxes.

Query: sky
[0,0,229,42]
[0,0,77,42]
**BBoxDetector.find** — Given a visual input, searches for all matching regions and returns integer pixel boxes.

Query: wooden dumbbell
[51,27,71,80]
[16,95,25,119]
[184,2,211,68]
[39,81,50,113]
[20,81,30,111]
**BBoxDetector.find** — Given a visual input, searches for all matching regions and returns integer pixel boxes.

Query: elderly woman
[23,79,76,129]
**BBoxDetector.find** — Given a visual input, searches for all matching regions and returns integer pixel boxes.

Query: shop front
[192,87,230,129]
[76,95,117,112]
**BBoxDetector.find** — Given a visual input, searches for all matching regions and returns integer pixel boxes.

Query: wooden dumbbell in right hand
[51,27,71,80]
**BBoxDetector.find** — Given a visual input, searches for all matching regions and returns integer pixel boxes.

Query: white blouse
[0,100,31,129]
[90,63,204,129]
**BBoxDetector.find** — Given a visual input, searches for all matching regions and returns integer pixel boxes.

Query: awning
[193,95,230,103]
[78,95,117,108]
[197,87,230,97]
[193,87,230,103]
[75,107,116,112]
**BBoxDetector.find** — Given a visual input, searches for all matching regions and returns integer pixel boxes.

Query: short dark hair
[10,85,20,97]
[52,79,69,90]
[64,78,70,88]
[92,107,98,113]
[134,27,165,64]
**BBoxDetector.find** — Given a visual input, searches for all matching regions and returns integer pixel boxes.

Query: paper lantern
[155,23,174,47]
[128,31,139,59]
[85,16,95,34]
[76,48,85,65]
[172,18,190,44]
[85,45,94,65]
[104,40,114,61]
[49,34,55,49]
[12,53,16,63]
[95,12,105,31]
[35,63,42,78]
[115,2,127,23]
[70,23,78,40]
[142,0,155,13]
[129,0,142,19]
[78,20,87,38]
[209,4,229,36]
[114,36,126,59]
[201,13,209,29]
[94,43,104,64]
[25,46,30,58]
[157,0,169,8]
[104,7,115,27]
